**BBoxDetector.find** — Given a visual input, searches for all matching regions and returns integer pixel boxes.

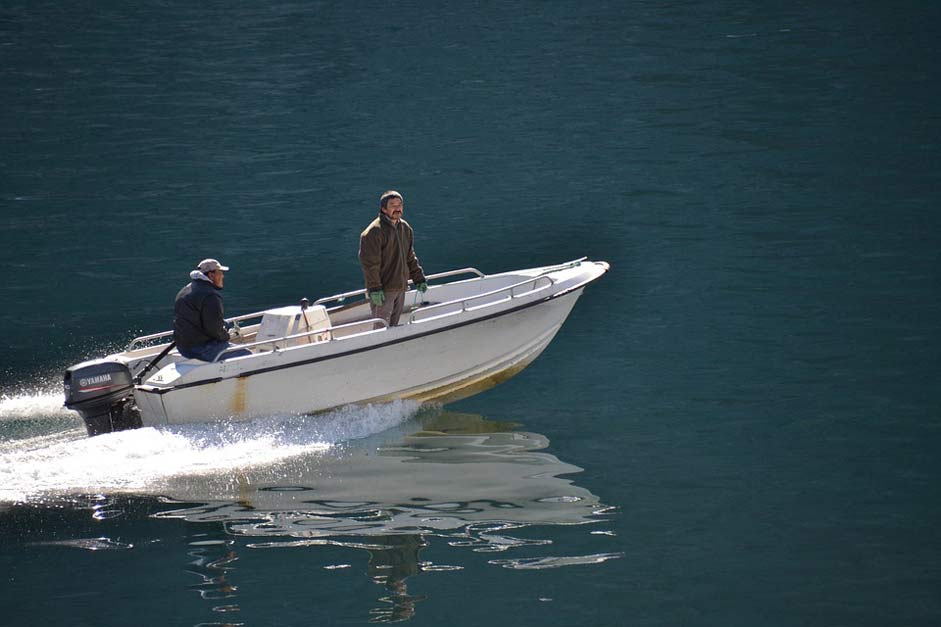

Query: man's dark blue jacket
[173,275,228,349]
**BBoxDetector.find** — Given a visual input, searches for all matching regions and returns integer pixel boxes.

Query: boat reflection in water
[155,411,616,622]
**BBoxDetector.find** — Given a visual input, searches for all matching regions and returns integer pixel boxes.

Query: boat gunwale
[209,270,560,361]
[126,259,590,351]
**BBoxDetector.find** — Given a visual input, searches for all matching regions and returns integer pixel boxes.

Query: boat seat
[255,305,331,351]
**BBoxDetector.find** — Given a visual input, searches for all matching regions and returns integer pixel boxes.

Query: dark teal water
[2,1,940,625]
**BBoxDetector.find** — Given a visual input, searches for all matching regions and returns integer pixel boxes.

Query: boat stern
[64,357,142,436]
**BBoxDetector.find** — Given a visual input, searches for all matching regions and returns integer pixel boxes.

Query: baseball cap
[197,258,230,273]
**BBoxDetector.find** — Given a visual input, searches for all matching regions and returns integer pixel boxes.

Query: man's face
[382,197,404,223]
[209,269,224,288]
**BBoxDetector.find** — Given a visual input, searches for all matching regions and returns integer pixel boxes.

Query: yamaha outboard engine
[64,359,142,436]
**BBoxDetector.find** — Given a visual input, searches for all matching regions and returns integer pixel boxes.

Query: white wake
[0,399,422,503]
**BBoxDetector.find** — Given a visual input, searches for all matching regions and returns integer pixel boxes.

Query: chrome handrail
[129,262,579,351]
[313,288,367,306]
[409,275,554,324]
[127,330,174,350]
[546,256,587,271]
[127,309,284,351]
[213,318,388,362]
[425,266,486,281]
[313,266,486,306]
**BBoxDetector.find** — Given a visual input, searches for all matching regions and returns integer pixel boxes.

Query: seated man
[173,258,250,361]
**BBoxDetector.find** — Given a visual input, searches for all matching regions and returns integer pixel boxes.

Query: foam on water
[0,399,421,503]
[0,389,74,421]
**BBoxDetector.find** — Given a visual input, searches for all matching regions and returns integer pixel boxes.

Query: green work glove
[370,289,385,306]
[417,282,428,293]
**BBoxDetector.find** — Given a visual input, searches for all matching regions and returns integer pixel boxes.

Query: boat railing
[127,330,175,351]
[408,274,555,324]
[213,317,388,362]
[313,266,486,307]
[127,262,577,351]
[126,309,275,351]
[542,256,587,273]
[424,266,487,281]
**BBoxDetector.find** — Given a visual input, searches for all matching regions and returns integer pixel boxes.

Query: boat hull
[135,287,583,426]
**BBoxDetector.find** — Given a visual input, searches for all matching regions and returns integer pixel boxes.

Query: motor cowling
[64,359,142,436]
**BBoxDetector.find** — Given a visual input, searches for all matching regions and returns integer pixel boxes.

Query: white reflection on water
[489,552,625,570]
[31,536,134,551]
[155,411,607,539]
[152,411,621,621]
[3,405,620,623]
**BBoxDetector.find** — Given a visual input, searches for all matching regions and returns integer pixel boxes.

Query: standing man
[359,190,428,327]
[173,258,248,361]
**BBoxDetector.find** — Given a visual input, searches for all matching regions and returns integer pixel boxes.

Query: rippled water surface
[2,1,940,626]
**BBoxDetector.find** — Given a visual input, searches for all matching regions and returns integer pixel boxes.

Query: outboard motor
[64,359,142,436]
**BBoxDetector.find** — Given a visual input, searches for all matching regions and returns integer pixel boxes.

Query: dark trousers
[179,339,251,361]
[371,290,406,327]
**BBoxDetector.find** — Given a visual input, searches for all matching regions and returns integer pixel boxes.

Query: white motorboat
[64,258,609,435]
